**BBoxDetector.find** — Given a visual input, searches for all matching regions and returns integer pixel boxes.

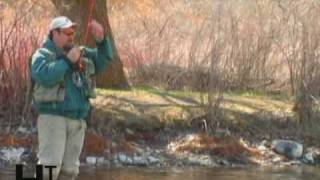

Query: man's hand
[89,20,104,42]
[66,47,81,63]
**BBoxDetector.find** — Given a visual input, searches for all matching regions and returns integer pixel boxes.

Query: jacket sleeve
[83,36,114,74]
[31,50,69,87]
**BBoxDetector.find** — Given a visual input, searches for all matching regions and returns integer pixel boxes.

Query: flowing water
[1,166,320,180]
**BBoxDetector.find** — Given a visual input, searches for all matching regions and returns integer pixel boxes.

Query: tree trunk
[50,0,130,89]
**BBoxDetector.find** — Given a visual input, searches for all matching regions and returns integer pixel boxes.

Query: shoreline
[1,129,319,169]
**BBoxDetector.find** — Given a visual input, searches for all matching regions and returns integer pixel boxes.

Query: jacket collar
[42,37,64,57]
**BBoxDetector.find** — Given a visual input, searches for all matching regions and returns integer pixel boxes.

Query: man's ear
[52,29,61,37]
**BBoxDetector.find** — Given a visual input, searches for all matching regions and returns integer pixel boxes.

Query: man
[31,16,113,180]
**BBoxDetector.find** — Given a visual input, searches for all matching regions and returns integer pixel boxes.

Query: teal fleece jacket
[31,36,113,120]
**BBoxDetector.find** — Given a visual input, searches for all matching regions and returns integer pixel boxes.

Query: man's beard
[63,44,74,53]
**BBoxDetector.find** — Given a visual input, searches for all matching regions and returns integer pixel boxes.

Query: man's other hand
[89,20,104,42]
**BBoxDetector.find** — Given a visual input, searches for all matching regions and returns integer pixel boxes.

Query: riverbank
[1,87,320,168]
[1,131,320,169]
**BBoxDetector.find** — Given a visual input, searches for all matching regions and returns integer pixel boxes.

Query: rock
[281,160,301,166]
[257,145,267,151]
[17,126,28,134]
[86,156,97,165]
[199,156,212,166]
[111,155,119,164]
[302,152,315,165]
[126,156,133,165]
[219,159,231,166]
[272,156,282,163]
[117,153,134,165]
[302,147,320,165]
[186,155,218,167]
[96,157,110,166]
[20,148,33,162]
[133,155,148,166]
[147,156,160,164]
[118,153,128,163]
[258,140,270,151]
[96,157,104,164]
[271,140,303,159]
[261,140,269,146]
[0,147,26,164]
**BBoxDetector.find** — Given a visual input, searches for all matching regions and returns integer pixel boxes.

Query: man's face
[53,27,75,51]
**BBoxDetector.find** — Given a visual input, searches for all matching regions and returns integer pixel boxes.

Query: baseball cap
[49,16,77,31]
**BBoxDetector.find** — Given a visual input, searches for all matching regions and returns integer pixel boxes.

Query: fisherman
[30,16,113,180]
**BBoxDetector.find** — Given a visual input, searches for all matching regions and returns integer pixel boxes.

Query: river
[1,165,320,180]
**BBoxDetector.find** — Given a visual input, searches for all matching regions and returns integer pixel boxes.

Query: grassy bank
[88,87,319,145]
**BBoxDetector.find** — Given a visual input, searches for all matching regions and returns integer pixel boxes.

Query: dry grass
[167,133,262,163]
[0,134,35,148]
[91,88,292,131]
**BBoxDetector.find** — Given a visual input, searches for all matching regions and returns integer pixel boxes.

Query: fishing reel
[75,48,86,72]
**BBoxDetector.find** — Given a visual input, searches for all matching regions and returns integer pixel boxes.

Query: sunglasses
[60,30,75,37]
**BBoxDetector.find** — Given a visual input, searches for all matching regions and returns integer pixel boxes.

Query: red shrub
[0,7,45,128]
